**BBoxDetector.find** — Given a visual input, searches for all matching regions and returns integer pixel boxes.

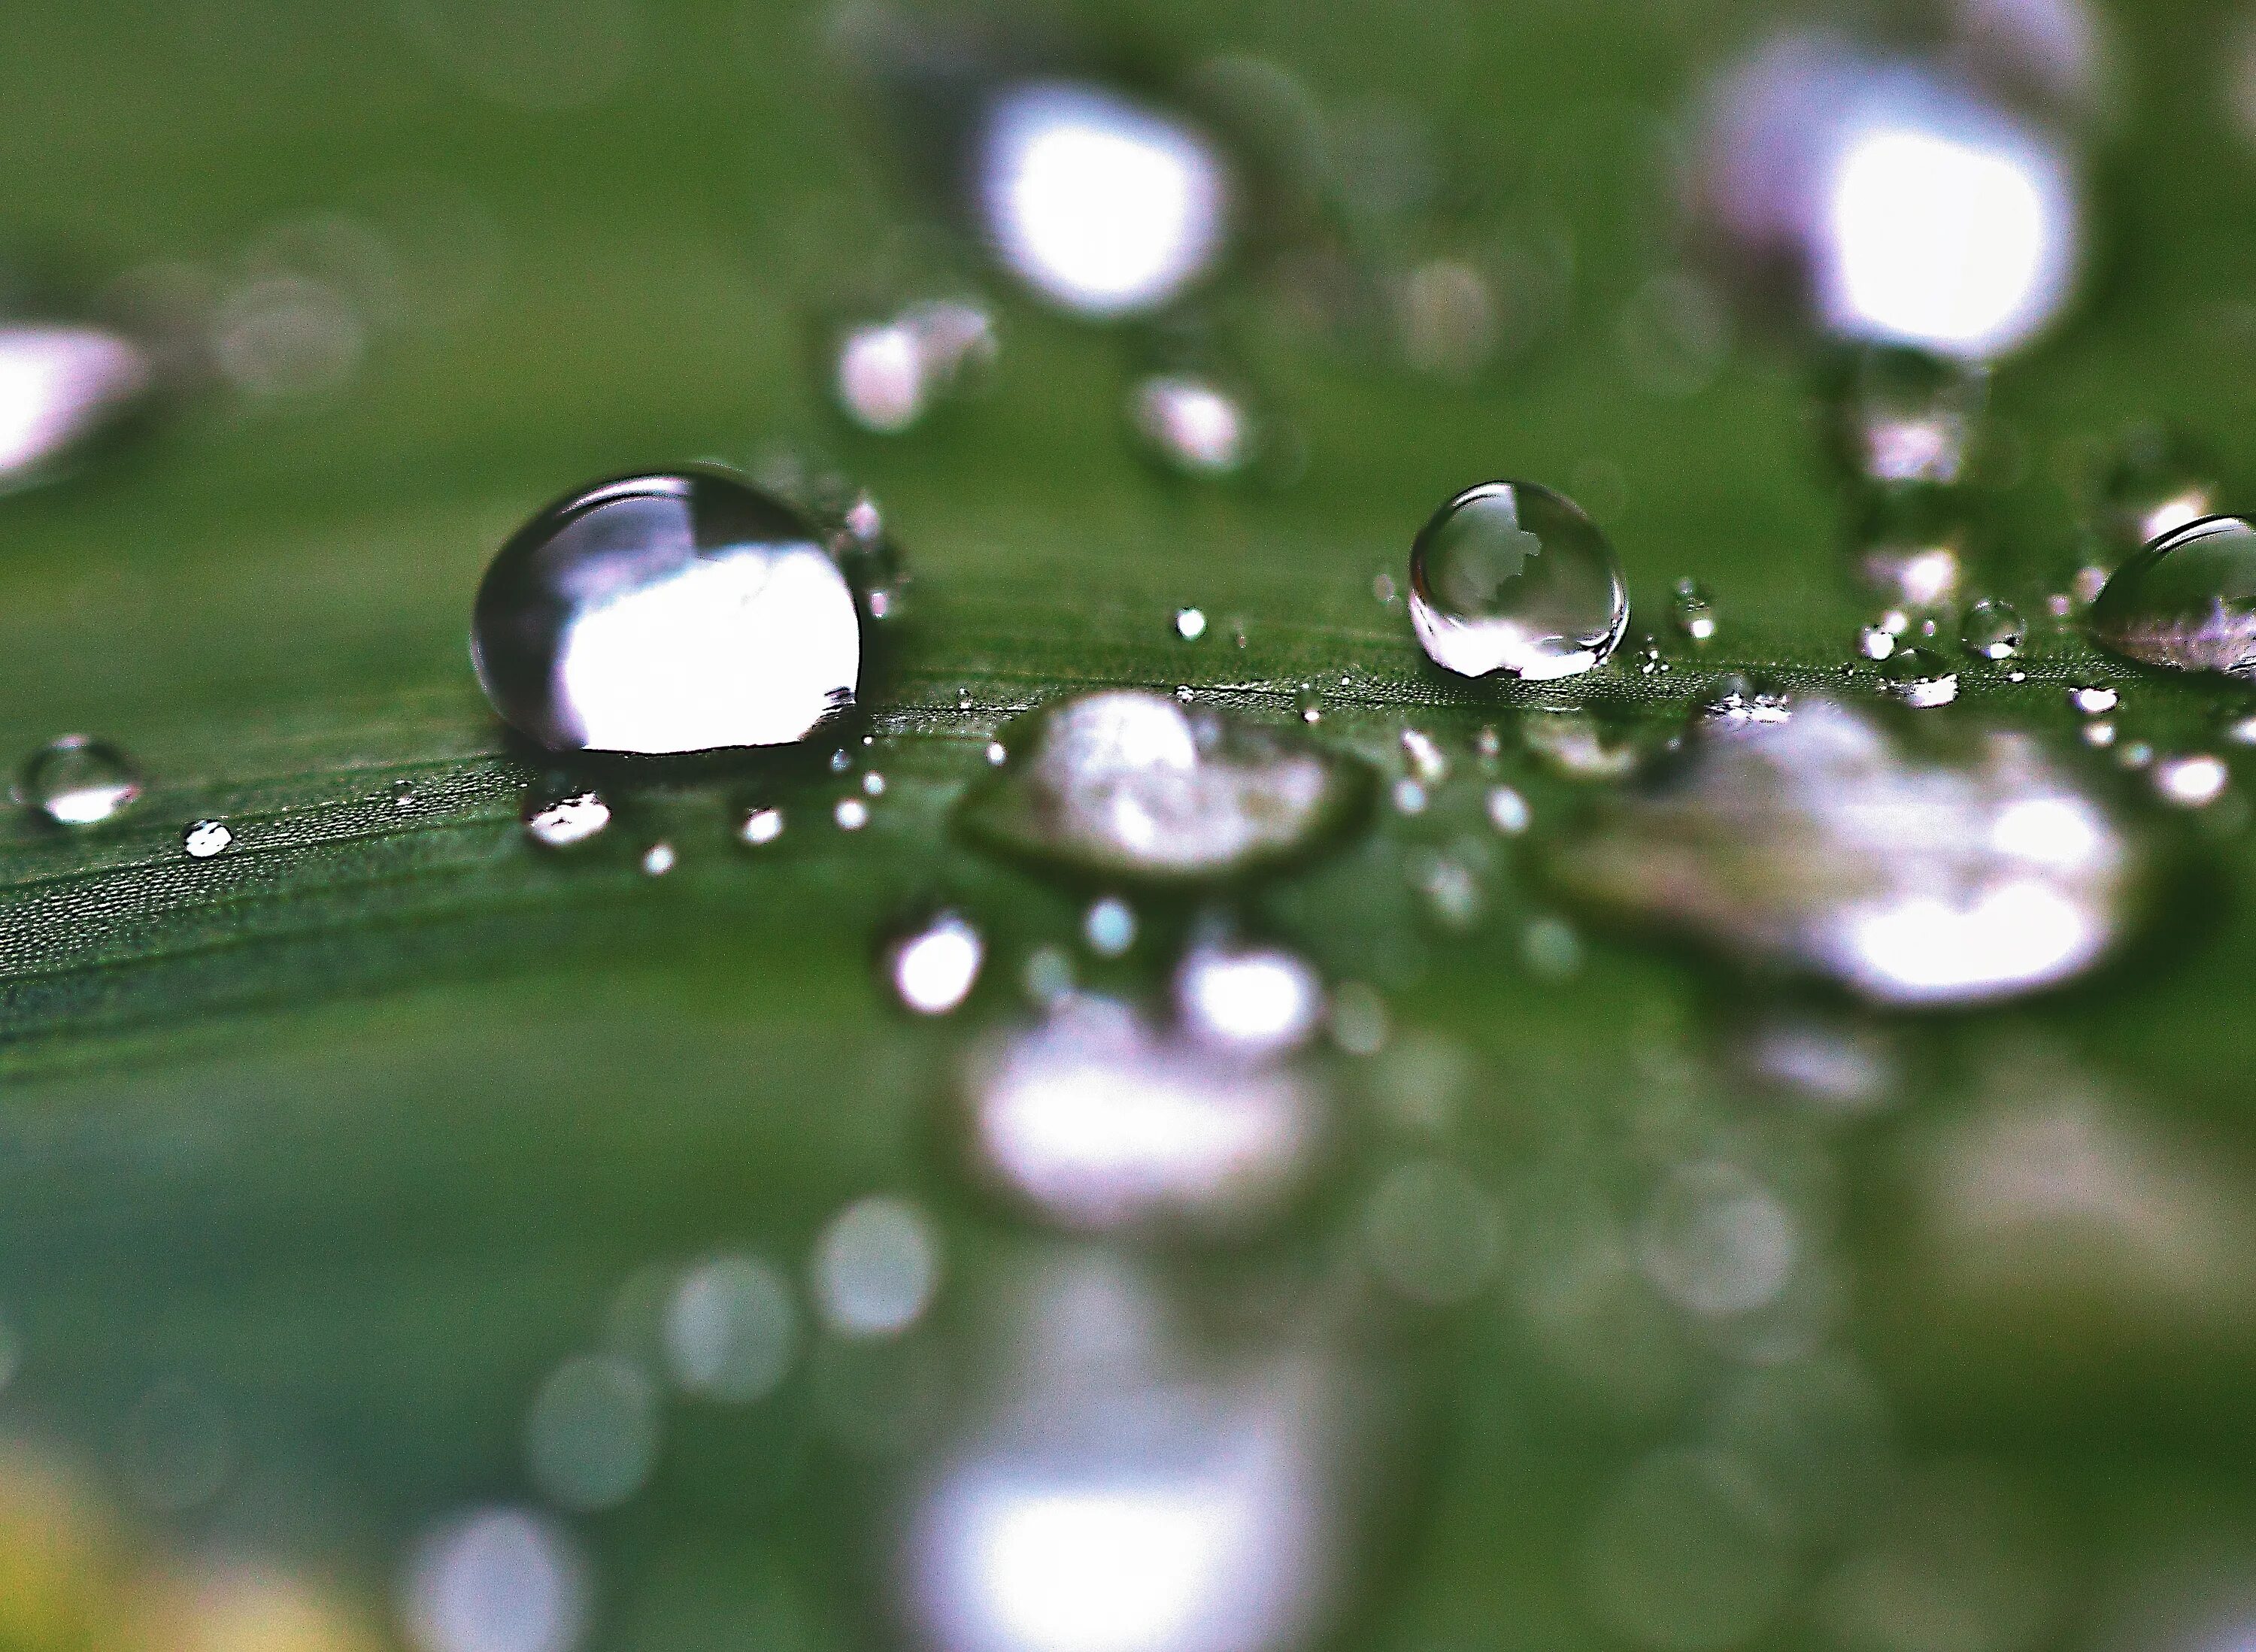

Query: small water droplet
[835,796,871,831]
[1174,684,1195,704]
[1475,725,1502,760]
[1825,344,1988,486]
[1880,647,1959,708]
[829,747,853,774]
[2227,713,2256,746]
[1083,896,1136,957]
[1175,938,1323,1057]
[1372,572,1398,605]
[640,841,677,876]
[2006,668,2027,684]
[2153,753,2228,808]
[2091,514,2256,677]
[886,910,986,1015]
[738,805,784,847]
[1391,778,1429,815]
[2098,426,2221,554]
[1848,488,1966,609]
[2068,685,2118,715]
[472,470,865,755]
[1130,373,1262,479]
[390,777,420,810]
[1857,623,1897,662]
[1704,676,1794,727]
[523,787,610,850]
[1486,784,1532,835]
[1670,578,1719,644]
[984,740,1008,765]
[2116,739,2154,771]
[959,690,1372,882]
[19,735,143,828]
[863,771,887,797]
[831,299,997,435]
[1960,598,2024,660]
[1295,687,1324,724]
[1408,481,1630,681]
[1399,727,1448,784]
[2081,718,2117,748]
[1173,605,1207,641]
[183,819,233,859]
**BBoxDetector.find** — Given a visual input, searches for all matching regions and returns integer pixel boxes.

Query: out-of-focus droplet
[1670,579,1719,644]
[1408,481,1630,681]
[402,1507,587,1652]
[2066,684,2117,715]
[1858,623,1898,662]
[963,995,1322,1234]
[1174,605,1208,641]
[18,735,142,829]
[1083,896,1137,957]
[472,471,865,756]
[1523,710,1644,780]
[1364,1158,1505,1305]
[1638,1162,1799,1319]
[183,819,233,859]
[1848,487,1968,609]
[523,786,610,851]
[523,1354,660,1513]
[1877,641,1958,709]
[1129,372,1261,480]
[1960,597,2024,659]
[887,910,987,1016]
[1551,697,2139,1006]
[2082,718,2116,748]
[1685,32,2084,359]
[832,299,997,435]
[974,80,1233,319]
[2152,753,2229,809]
[1825,344,1987,486]
[638,841,675,876]
[1174,937,1323,1058]
[2097,426,2222,556]
[738,805,784,847]
[2090,514,2256,677]
[1397,727,1448,785]
[959,690,1372,883]
[813,1196,940,1340]
[663,1253,799,1403]
[1486,784,1532,835]
[0,322,156,491]
[835,796,872,831]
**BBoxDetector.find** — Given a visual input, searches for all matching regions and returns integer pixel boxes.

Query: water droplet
[1522,914,1584,978]
[1704,675,1794,727]
[2227,712,2256,745]
[404,1508,587,1652]
[1130,373,1261,478]
[1083,896,1136,956]
[1408,480,1630,681]
[1390,778,1428,816]
[2153,753,2228,808]
[1294,687,1324,724]
[1848,487,1967,608]
[1960,597,2024,659]
[183,819,233,859]
[829,747,854,774]
[1826,344,1988,485]
[1172,605,1207,641]
[2081,718,2117,748]
[962,996,1322,1233]
[863,770,887,797]
[2097,425,2221,553]
[0,322,158,493]
[1523,710,1644,780]
[1398,726,1448,784]
[2090,514,2256,677]
[886,910,986,1015]
[1857,623,1898,662]
[523,787,610,850]
[2116,738,2154,770]
[959,690,1372,882]
[2067,684,2118,715]
[1880,646,1959,707]
[812,1196,940,1338]
[835,796,871,831]
[832,299,997,435]
[523,1353,659,1513]
[639,841,676,876]
[738,805,784,847]
[1486,784,1532,835]
[663,1253,799,1403]
[1551,697,2139,1005]
[984,740,1008,765]
[18,735,142,828]
[1670,578,1719,644]
[391,777,420,810]
[471,470,865,755]
[1174,938,1323,1058]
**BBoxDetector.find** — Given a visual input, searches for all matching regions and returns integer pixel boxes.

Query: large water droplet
[18,735,143,828]
[958,690,1372,883]
[1824,344,1988,485]
[1408,481,1630,681]
[2089,515,2256,678]
[0,321,156,492]
[1960,597,2024,659]
[472,470,865,756]
[1550,697,2139,1006]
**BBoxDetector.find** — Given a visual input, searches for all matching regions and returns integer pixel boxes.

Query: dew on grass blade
[1408,481,1630,681]
[523,787,610,851]
[2090,514,2256,677]
[18,736,142,829]
[183,820,233,859]
[1880,646,1959,708]
[1824,344,1988,486]
[1669,579,1718,644]
[887,911,987,1016]
[1960,598,2024,660]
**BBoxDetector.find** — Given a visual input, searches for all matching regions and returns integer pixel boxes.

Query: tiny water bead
[2090,515,2256,677]
[831,299,996,435]
[1408,481,1630,681]
[1960,599,2024,660]
[472,470,865,756]
[1880,647,1958,708]
[1129,372,1262,479]
[1848,488,1967,609]
[0,321,158,492]
[885,910,987,1016]
[523,787,611,850]
[1670,579,1718,644]
[1825,344,1988,486]
[2097,426,2222,553]
[738,805,784,847]
[1173,605,1207,641]
[639,841,677,877]
[18,735,143,828]
[958,690,1372,883]
[182,819,233,859]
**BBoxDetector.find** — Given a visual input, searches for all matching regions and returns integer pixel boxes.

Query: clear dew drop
[1880,646,1959,708]
[1408,480,1630,681]
[1172,605,1207,641]
[957,690,1372,883]
[18,735,143,829]
[1398,726,1448,784]
[1549,696,2139,1007]
[1960,597,2024,660]
[0,322,158,493]
[1704,675,1794,727]
[1825,344,1988,486]
[523,787,611,850]
[2090,514,2256,678]
[2082,718,2117,748]
[182,819,233,859]
[738,805,784,847]
[2097,426,2222,555]
[886,910,987,1017]
[2067,685,2118,715]
[390,777,420,810]
[1670,578,1719,644]
[471,469,866,756]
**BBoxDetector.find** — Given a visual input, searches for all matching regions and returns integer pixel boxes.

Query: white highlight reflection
[402,1508,587,1652]
[979,81,1230,318]
[0,326,150,486]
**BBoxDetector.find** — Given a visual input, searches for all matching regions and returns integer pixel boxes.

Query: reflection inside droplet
[18,735,143,829]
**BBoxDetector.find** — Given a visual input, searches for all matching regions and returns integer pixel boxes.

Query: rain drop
[18,735,143,829]
[1960,598,2024,660]
[1408,481,1630,681]
[2090,514,2256,677]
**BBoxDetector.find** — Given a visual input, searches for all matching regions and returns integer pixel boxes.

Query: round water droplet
[2090,515,2256,677]
[812,1196,939,1339]
[1174,938,1323,1057]
[1173,605,1207,641]
[2097,426,2222,554]
[2152,753,2229,809]
[1670,578,1719,644]
[1082,896,1136,956]
[390,777,420,810]
[1960,597,2024,660]
[523,1353,659,1513]
[1408,481,1630,681]
[831,299,997,435]
[523,785,611,850]
[959,690,1372,883]
[1848,487,1967,609]
[639,841,676,876]
[2067,684,2117,715]
[1704,676,1794,727]
[1824,344,1988,486]
[182,819,232,859]
[1857,623,1898,662]
[1486,784,1532,835]
[1880,646,1958,707]
[0,322,158,493]
[472,470,866,756]
[886,910,986,1016]
[738,805,784,847]
[1129,372,1262,479]
[18,735,142,828]
[835,796,871,831]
